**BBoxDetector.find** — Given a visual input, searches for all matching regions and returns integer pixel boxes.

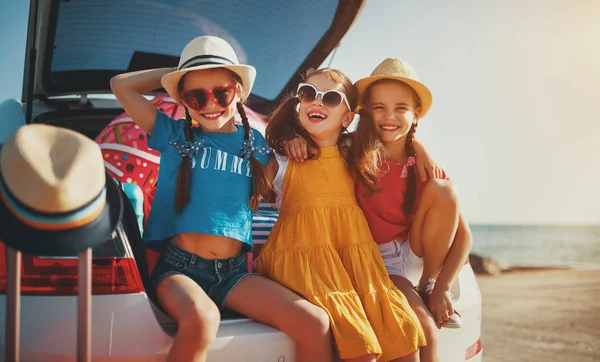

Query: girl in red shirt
[350,58,472,362]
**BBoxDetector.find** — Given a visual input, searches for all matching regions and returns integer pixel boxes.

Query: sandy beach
[477,268,600,362]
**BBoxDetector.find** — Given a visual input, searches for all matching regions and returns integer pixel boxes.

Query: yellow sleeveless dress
[257,146,425,361]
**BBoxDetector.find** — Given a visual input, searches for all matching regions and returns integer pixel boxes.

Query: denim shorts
[150,240,251,308]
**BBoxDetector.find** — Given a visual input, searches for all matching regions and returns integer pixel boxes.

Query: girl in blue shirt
[111,36,333,362]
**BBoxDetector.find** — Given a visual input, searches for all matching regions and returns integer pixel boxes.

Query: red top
[355,157,448,244]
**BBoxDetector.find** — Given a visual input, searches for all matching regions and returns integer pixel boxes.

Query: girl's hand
[413,141,444,181]
[428,288,454,329]
[282,137,314,162]
[110,67,177,134]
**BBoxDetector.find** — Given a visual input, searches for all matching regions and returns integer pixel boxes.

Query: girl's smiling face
[297,73,354,146]
[369,80,421,144]
[181,68,241,132]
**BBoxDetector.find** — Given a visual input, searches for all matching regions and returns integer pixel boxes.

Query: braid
[237,102,274,209]
[174,108,193,214]
[238,102,251,139]
[406,122,417,156]
[402,123,418,215]
[184,108,193,140]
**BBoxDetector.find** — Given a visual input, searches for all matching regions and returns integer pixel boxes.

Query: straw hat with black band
[355,57,433,117]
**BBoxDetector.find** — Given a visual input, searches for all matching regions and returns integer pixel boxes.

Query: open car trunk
[22,0,366,122]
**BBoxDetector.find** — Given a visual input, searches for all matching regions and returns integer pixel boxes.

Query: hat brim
[161,64,257,105]
[355,75,433,118]
[0,170,123,256]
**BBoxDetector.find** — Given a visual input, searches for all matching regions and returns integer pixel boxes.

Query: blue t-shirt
[143,111,269,253]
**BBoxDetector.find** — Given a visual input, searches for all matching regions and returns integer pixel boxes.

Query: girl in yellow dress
[257,68,425,362]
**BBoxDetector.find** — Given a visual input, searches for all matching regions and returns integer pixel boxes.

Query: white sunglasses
[296,83,351,110]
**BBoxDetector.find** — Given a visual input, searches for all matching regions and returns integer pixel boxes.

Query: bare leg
[391,275,439,362]
[434,211,473,300]
[409,180,460,291]
[223,275,334,362]
[156,274,221,362]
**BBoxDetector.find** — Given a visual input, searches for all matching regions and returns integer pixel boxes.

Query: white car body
[0,250,482,361]
[0,235,482,362]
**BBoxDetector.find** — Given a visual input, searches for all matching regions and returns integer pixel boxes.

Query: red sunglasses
[180,84,237,111]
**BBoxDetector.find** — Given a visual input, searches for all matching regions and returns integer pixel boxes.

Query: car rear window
[50,0,338,101]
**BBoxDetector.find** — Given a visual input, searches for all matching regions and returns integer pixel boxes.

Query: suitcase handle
[5,247,92,362]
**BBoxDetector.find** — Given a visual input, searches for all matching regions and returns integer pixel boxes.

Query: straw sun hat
[355,57,433,117]
[0,124,123,256]
[161,36,257,104]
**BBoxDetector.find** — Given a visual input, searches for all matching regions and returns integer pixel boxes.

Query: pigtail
[237,102,274,209]
[174,108,193,214]
[265,96,321,159]
[264,96,298,153]
[402,123,418,215]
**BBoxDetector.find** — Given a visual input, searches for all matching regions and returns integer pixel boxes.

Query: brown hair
[266,68,356,157]
[349,79,421,215]
[174,70,272,214]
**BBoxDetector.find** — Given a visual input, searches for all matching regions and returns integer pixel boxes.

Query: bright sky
[1,1,598,225]
[0,1,28,102]
[326,0,600,225]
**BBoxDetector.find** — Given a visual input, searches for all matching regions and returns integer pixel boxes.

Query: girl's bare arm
[110,67,176,134]
[413,139,444,180]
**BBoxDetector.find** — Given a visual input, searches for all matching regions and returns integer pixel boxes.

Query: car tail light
[465,338,483,360]
[0,241,144,296]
